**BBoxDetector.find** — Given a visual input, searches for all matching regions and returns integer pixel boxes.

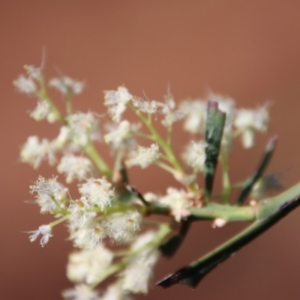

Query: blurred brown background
[2,0,300,299]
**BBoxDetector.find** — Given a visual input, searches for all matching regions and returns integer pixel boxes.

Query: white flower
[57,155,92,183]
[62,284,100,300]
[20,136,56,169]
[104,86,132,122]
[67,245,113,284]
[126,144,160,169]
[78,178,114,210]
[180,100,207,134]
[24,65,43,80]
[182,140,206,172]
[104,211,142,244]
[70,223,107,249]
[104,120,137,150]
[30,176,67,213]
[160,188,191,221]
[101,283,131,300]
[68,198,96,230]
[49,76,85,95]
[234,105,270,148]
[132,96,159,114]
[121,231,160,294]
[160,93,185,127]
[67,112,99,147]
[30,100,57,123]
[13,75,37,94]
[27,225,53,247]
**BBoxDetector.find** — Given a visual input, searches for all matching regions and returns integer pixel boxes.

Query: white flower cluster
[181,92,270,149]
[17,65,273,299]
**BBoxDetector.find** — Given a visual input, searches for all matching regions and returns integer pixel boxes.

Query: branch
[157,183,300,288]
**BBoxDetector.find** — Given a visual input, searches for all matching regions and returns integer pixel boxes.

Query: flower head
[121,231,160,294]
[182,140,206,172]
[104,86,132,122]
[160,188,192,221]
[180,99,207,134]
[104,211,142,244]
[20,136,56,169]
[234,104,270,148]
[13,75,37,94]
[49,76,85,95]
[27,225,53,247]
[57,155,92,183]
[104,120,137,150]
[67,112,99,147]
[30,176,67,213]
[78,178,114,210]
[132,96,159,114]
[67,245,113,284]
[62,284,100,300]
[126,144,160,169]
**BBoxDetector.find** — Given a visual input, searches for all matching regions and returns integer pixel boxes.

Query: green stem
[49,215,69,227]
[84,141,112,179]
[220,148,231,204]
[65,91,72,115]
[37,77,66,124]
[157,186,300,288]
[129,104,183,172]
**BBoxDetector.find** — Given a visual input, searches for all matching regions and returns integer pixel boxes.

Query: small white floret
[62,284,100,300]
[20,136,56,169]
[49,76,85,95]
[104,86,132,122]
[27,225,53,247]
[67,245,113,284]
[57,155,92,183]
[104,211,142,244]
[78,178,114,210]
[126,144,160,169]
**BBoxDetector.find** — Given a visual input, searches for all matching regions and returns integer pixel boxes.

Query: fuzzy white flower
[49,76,85,95]
[104,86,132,122]
[13,75,37,94]
[121,231,160,294]
[20,136,56,169]
[234,105,270,148]
[67,245,113,284]
[183,140,206,172]
[104,120,137,150]
[67,112,99,147]
[57,155,92,183]
[30,100,57,123]
[27,225,53,247]
[79,178,114,210]
[104,211,142,244]
[68,198,96,230]
[160,188,191,221]
[70,223,107,249]
[180,100,207,134]
[126,144,160,168]
[132,96,159,114]
[30,176,67,213]
[160,93,185,127]
[62,284,100,300]
[24,65,43,80]
[101,283,131,300]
